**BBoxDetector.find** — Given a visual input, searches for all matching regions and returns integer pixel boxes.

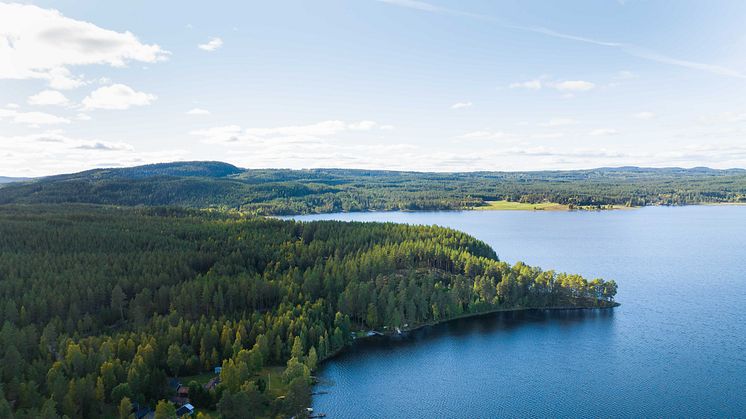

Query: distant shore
[470,200,634,211]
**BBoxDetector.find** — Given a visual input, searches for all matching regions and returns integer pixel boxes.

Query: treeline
[1,163,745,214]
[0,205,616,418]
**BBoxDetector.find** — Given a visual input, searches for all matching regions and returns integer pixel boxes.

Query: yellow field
[473,200,569,211]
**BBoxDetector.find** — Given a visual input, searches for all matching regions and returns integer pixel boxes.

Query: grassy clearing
[180,371,218,386]
[473,200,569,211]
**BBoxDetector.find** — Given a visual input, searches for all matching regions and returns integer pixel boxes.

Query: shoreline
[318,301,619,364]
[277,202,746,218]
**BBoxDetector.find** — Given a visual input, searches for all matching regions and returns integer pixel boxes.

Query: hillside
[0,176,30,184]
[0,162,744,214]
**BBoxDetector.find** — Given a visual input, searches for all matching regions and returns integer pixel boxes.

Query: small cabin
[176,403,195,417]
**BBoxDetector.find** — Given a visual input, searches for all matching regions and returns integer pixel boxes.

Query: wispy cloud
[509,78,595,92]
[457,130,513,140]
[589,128,619,136]
[190,120,382,144]
[198,37,223,52]
[186,108,211,115]
[541,117,577,127]
[376,0,746,79]
[450,101,472,109]
[0,108,70,126]
[554,80,595,92]
[0,131,187,177]
[509,79,543,90]
[634,112,655,119]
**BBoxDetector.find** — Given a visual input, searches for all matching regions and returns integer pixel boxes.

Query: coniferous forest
[0,204,616,418]
[0,162,745,214]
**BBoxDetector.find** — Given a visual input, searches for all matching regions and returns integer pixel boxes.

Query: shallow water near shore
[289,206,746,418]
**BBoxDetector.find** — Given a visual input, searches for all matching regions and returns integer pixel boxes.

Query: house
[204,376,220,391]
[175,403,195,417]
[168,379,190,406]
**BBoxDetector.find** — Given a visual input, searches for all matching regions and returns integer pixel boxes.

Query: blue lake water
[289,206,746,418]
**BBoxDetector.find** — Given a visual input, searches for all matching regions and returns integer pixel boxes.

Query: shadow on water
[323,308,615,367]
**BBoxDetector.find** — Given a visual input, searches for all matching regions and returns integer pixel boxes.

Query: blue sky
[2,0,746,176]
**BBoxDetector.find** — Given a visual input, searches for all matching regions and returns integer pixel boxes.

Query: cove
[288,206,746,418]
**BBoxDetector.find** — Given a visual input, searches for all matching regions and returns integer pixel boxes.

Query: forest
[0,162,745,214]
[0,205,616,418]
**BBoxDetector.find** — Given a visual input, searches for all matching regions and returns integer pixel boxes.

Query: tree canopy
[0,205,616,417]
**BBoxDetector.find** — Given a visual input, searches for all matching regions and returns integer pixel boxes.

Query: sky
[2,0,746,177]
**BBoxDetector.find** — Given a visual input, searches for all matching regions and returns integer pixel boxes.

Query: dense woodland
[1,162,745,214]
[0,205,616,418]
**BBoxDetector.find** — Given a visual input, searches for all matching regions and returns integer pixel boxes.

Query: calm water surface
[289,206,746,418]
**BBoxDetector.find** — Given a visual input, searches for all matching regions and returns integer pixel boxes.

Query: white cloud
[450,101,473,109]
[5,103,20,109]
[634,112,656,119]
[542,117,577,127]
[77,113,92,121]
[509,78,595,93]
[186,108,211,115]
[0,108,70,125]
[74,141,134,151]
[379,124,395,130]
[0,131,190,177]
[0,3,169,88]
[589,128,619,136]
[509,79,542,90]
[198,37,223,52]
[190,125,243,144]
[46,67,85,90]
[348,120,377,130]
[553,80,595,92]
[82,84,156,110]
[28,90,69,106]
[191,120,381,144]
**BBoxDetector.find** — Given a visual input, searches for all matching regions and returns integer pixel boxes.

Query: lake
[288,206,746,418]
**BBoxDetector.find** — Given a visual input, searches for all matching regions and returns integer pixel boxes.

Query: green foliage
[166,344,184,377]
[218,388,262,419]
[118,397,133,419]
[0,205,616,418]
[154,400,176,418]
[1,162,745,213]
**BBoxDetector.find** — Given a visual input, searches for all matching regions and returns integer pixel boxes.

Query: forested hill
[0,205,616,418]
[1,162,745,214]
[0,177,30,184]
